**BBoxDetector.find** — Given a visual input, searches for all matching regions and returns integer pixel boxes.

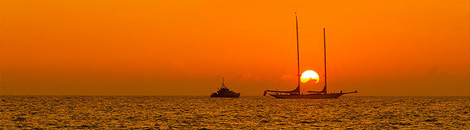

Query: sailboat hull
[269,93,343,99]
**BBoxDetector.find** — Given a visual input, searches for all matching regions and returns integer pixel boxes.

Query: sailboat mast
[295,12,300,89]
[323,28,327,94]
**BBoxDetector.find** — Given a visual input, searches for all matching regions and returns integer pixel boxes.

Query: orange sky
[1,0,469,96]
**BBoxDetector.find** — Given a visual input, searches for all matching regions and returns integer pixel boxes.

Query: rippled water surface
[1,96,469,129]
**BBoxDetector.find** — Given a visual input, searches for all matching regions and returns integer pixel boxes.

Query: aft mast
[323,28,327,94]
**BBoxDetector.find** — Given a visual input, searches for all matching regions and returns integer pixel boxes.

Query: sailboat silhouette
[264,13,357,99]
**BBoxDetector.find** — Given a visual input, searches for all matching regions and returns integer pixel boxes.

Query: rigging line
[336,55,354,89]
[301,88,307,95]
[296,13,300,89]
[343,67,355,90]
[343,60,357,89]
[330,40,343,91]
[274,32,296,91]
[324,34,334,90]
[331,56,341,90]
[265,20,296,91]
[328,39,353,91]
[276,29,297,90]
[328,38,354,90]
[265,79,272,90]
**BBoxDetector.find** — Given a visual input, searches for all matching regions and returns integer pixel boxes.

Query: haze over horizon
[1,0,469,96]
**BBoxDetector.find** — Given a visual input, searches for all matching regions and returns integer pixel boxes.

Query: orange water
[1,96,469,129]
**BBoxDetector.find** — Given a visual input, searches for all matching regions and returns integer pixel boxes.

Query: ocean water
[1,96,469,129]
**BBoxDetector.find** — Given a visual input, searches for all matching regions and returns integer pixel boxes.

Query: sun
[301,70,320,83]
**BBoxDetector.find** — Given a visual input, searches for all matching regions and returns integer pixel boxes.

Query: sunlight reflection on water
[1,96,469,129]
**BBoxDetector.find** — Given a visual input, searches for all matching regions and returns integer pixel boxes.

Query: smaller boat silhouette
[211,78,240,98]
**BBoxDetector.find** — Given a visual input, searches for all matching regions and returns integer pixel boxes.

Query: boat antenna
[323,28,327,94]
[222,77,226,88]
[295,12,300,91]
